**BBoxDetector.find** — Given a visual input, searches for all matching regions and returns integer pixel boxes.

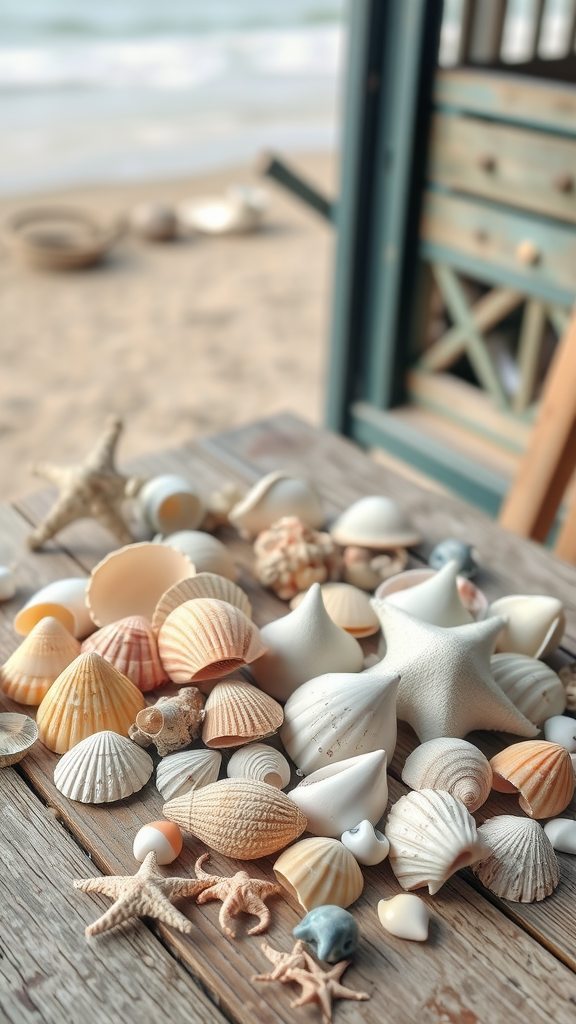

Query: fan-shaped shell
[202,679,283,748]
[273,837,364,911]
[290,583,379,638]
[229,471,324,538]
[227,742,291,789]
[330,496,420,549]
[490,653,566,726]
[87,542,194,627]
[159,532,237,581]
[156,748,222,800]
[14,577,94,639]
[36,652,146,754]
[81,616,167,692]
[489,740,574,819]
[473,816,559,902]
[163,777,307,858]
[402,738,492,813]
[54,730,153,803]
[385,789,490,894]
[1,616,81,705]
[488,594,565,658]
[152,573,251,634]
[0,713,38,767]
[288,750,388,838]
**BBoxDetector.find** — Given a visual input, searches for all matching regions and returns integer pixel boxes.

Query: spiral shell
[152,573,251,634]
[473,816,559,902]
[402,738,492,813]
[156,748,222,800]
[491,653,566,726]
[1,616,80,705]
[202,679,283,748]
[490,740,574,819]
[227,743,291,789]
[81,615,167,692]
[54,731,153,803]
[273,837,364,911]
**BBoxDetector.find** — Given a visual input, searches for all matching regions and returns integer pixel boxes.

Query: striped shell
[202,679,283,748]
[156,748,222,800]
[163,777,307,859]
[402,738,492,813]
[54,730,153,803]
[0,713,38,767]
[491,653,566,726]
[290,582,379,638]
[490,740,574,819]
[273,837,364,911]
[1,616,80,705]
[152,572,251,634]
[81,616,167,692]
[473,816,559,902]
[227,743,291,789]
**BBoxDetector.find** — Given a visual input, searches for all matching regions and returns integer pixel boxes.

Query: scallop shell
[1,616,81,705]
[273,837,364,911]
[36,652,146,754]
[488,595,565,658]
[372,561,472,628]
[14,577,95,639]
[491,653,566,726]
[401,738,492,813]
[163,777,307,859]
[152,574,251,634]
[290,583,379,638]
[490,740,574,819]
[157,598,266,689]
[87,542,194,627]
[156,748,222,800]
[202,679,283,748]
[385,789,490,894]
[473,816,559,902]
[288,750,388,838]
[54,730,153,803]
[330,496,420,549]
[158,532,236,581]
[81,616,167,692]
[227,742,291,789]
[0,713,38,767]
[229,470,324,539]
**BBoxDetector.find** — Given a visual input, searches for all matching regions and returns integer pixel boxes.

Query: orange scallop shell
[490,740,574,819]
[202,678,283,748]
[81,615,168,692]
[1,616,80,705]
[152,573,252,634]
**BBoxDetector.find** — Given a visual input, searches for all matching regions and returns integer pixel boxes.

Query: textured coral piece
[129,687,204,757]
[1,616,80,705]
[202,678,283,748]
[402,738,492,813]
[152,573,251,634]
[82,615,168,692]
[489,740,574,818]
[54,731,153,803]
[473,816,559,902]
[253,516,341,601]
[193,853,282,938]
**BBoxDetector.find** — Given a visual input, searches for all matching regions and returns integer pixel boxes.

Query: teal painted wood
[259,153,334,222]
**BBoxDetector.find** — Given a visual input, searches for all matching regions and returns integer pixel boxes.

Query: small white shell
[0,566,16,602]
[178,186,268,236]
[54,731,153,803]
[377,894,429,941]
[473,816,559,902]
[543,715,576,752]
[159,532,236,581]
[14,578,94,639]
[341,820,390,865]
[330,496,420,549]
[155,748,222,801]
[372,561,472,628]
[229,471,324,539]
[288,750,388,838]
[488,595,565,659]
[290,583,379,638]
[544,818,576,854]
[133,822,183,864]
[227,743,291,789]
[402,738,492,813]
[138,474,205,535]
[491,653,566,726]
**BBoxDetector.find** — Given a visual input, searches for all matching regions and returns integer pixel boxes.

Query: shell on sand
[0,713,38,767]
[290,583,379,638]
[86,542,194,627]
[156,748,222,801]
[54,730,153,803]
[490,740,574,819]
[490,653,566,726]
[152,573,251,634]
[202,679,283,748]
[402,738,492,813]
[226,743,291,789]
[1,616,80,705]
[82,616,167,692]
[273,837,364,911]
[473,816,559,902]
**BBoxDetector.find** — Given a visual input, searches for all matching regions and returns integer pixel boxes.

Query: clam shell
[385,789,490,894]
[229,470,324,538]
[490,740,574,818]
[0,713,38,767]
[402,738,492,813]
[330,496,420,549]
[372,561,472,628]
[152,573,251,635]
[159,532,236,581]
[491,653,566,726]
[202,679,283,748]
[473,816,559,902]
[1,616,81,705]
[14,577,94,639]
[290,583,379,638]
[273,837,364,911]
[87,542,194,628]
[488,595,565,658]
[227,742,291,789]
[288,750,388,838]
[81,615,167,692]
[163,777,307,859]
[54,730,153,803]
[36,652,146,754]
[156,748,222,800]
[138,474,205,534]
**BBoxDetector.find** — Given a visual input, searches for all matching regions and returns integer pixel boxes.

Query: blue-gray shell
[429,539,478,578]
[293,905,359,963]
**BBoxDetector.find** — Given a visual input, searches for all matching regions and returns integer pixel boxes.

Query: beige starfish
[74,851,208,938]
[193,853,282,938]
[253,940,308,982]
[285,953,369,1024]
[27,415,147,550]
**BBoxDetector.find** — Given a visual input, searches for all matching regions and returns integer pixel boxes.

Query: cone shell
[163,777,307,859]
[0,713,38,767]
[227,743,291,789]
[157,598,266,689]
[1,616,81,705]
[202,679,283,748]
[489,740,574,819]
[488,594,565,658]
[290,583,379,638]
[491,653,566,726]
[156,748,222,800]
[273,837,364,911]
[54,730,153,803]
[86,542,194,628]
[385,789,490,894]
[473,816,559,902]
[402,738,492,813]
[81,616,167,692]
[152,573,251,634]
[36,652,146,754]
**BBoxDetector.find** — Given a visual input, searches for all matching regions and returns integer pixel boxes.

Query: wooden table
[2,413,576,1024]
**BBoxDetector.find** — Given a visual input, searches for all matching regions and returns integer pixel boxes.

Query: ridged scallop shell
[402,738,492,813]
[229,470,324,538]
[330,496,420,549]
[473,816,559,902]
[0,713,38,767]
[152,573,251,634]
[227,743,291,789]
[156,748,222,800]
[202,679,283,748]
[158,598,266,689]
[273,837,364,911]
[490,740,574,818]
[1,616,81,705]
[81,616,167,692]
[163,777,307,858]
[87,542,194,627]
[488,594,565,658]
[290,583,379,638]
[36,652,146,753]
[54,730,153,803]
[159,532,237,581]
[385,789,490,894]
[491,653,566,726]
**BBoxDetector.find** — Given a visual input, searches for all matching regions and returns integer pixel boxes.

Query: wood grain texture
[434,69,576,137]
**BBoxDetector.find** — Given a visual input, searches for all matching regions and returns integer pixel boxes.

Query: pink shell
[82,615,168,693]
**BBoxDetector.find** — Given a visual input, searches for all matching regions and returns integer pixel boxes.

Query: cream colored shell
[159,532,236,581]
[156,748,222,800]
[329,496,420,549]
[229,470,324,538]
[87,542,194,627]
[0,713,38,767]
[14,577,94,639]
[490,740,574,819]
[1,616,81,705]
[273,837,364,911]
[288,750,388,838]
[81,615,167,692]
[491,653,566,726]
[152,573,251,634]
[373,561,472,628]
[290,582,379,638]
[377,894,429,941]
[54,730,153,803]
[488,594,565,658]
[226,743,291,789]
[341,820,390,866]
[402,738,492,813]
[201,679,283,748]
[473,816,559,902]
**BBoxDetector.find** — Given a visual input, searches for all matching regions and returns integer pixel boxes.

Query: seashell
[490,740,574,818]
[158,532,236,581]
[133,821,183,864]
[342,546,408,591]
[385,789,490,895]
[253,516,341,601]
[401,738,492,813]
[130,688,204,757]
[36,652,146,754]
[152,573,250,634]
[491,653,566,726]
[473,816,559,902]
[229,471,324,539]
[87,542,194,628]
[178,185,268,236]
[543,715,576,752]
[156,748,222,800]
[81,615,167,692]
[129,202,178,241]
[251,583,363,702]
[293,906,359,963]
[53,730,153,803]
[227,742,291,789]
[157,598,266,689]
[543,818,576,854]
[377,894,429,941]
[341,820,390,866]
[488,594,565,658]
[374,568,488,621]
[138,474,205,535]
[288,750,388,838]
[429,539,478,578]
[14,577,95,639]
[280,660,399,775]
[202,679,283,748]
[330,496,420,549]
[290,582,379,638]
[0,713,38,767]
[163,777,307,859]
[1,616,81,705]
[273,837,364,911]
[372,561,472,628]
[0,566,16,601]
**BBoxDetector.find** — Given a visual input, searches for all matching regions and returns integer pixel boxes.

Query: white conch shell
[14,578,94,639]
[543,715,576,752]
[488,594,565,658]
[53,730,153,803]
[1,616,81,705]
[402,738,492,813]
[385,789,490,894]
[273,837,364,911]
[280,660,399,775]
[87,542,194,627]
[155,748,222,800]
[377,894,429,941]
[341,820,390,865]
[372,561,472,628]
[227,742,291,789]
[288,750,388,838]
[251,583,364,702]
[473,816,559,901]
[544,818,576,854]
[329,495,420,549]
[491,653,566,726]
[289,582,379,638]
[229,470,324,538]
[158,531,236,581]
[138,474,205,534]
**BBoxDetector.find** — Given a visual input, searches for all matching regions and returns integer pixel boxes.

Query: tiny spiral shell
[402,738,492,813]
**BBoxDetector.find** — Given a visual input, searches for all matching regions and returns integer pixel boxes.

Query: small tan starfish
[285,953,369,1024]
[74,851,208,938]
[27,415,147,550]
[193,852,282,938]
[253,940,308,982]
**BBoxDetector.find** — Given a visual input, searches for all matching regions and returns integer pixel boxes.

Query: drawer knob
[478,154,497,173]
[554,172,574,193]
[516,240,540,265]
